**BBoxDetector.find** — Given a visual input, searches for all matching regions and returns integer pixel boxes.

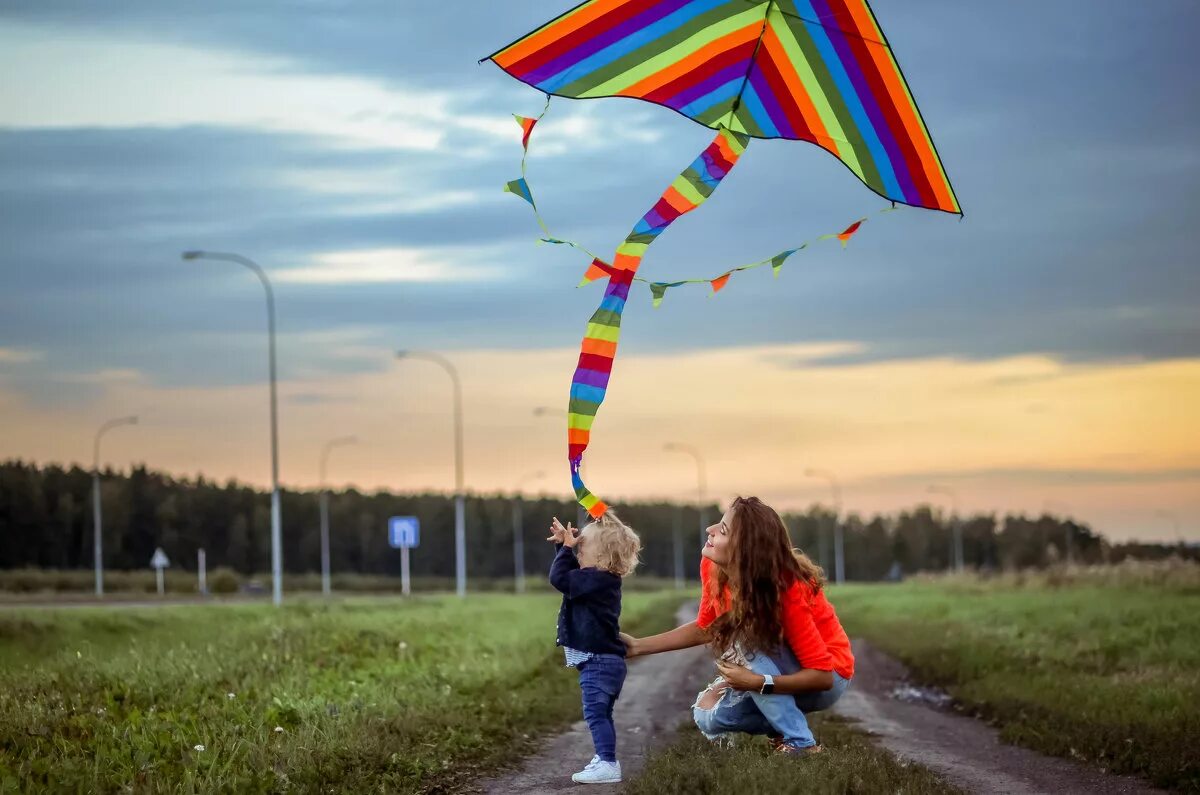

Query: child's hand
[561,520,581,548]
[546,517,569,544]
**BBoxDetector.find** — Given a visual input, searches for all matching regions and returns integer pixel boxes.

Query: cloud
[277,246,497,285]
[0,347,42,364]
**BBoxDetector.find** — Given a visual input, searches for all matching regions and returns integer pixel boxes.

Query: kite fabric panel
[487,0,960,214]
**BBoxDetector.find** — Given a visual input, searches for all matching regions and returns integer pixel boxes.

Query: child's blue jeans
[577,654,627,762]
[692,646,850,750]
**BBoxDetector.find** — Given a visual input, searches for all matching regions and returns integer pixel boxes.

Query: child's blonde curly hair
[586,510,642,577]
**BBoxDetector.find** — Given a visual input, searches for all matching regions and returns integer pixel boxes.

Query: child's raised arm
[548,518,579,594]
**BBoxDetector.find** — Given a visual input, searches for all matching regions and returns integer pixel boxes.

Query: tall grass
[0,592,683,792]
[832,569,1200,791]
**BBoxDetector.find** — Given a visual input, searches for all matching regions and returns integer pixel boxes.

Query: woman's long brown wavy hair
[706,496,826,655]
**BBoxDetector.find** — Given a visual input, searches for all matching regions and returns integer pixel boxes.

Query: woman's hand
[619,632,640,658]
[716,660,765,692]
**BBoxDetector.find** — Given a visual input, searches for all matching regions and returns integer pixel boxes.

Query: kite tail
[568,126,750,519]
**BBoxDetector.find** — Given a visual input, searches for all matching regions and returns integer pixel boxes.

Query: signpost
[198,549,207,596]
[150,547,170,596]
[388,516,419,597]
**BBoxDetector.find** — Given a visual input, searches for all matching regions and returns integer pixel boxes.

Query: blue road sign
[388,516,420,549]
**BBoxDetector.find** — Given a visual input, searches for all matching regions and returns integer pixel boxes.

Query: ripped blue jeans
[692,646,850,750]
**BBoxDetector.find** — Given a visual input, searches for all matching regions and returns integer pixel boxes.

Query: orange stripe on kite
[494,0,626,67]
[568,428,590,445]
[662,185,696,214]
[842,3,956,211]
[761,26,838,158]
[619,22,762,98]
[580,337,618,357]
[611,252,642,271]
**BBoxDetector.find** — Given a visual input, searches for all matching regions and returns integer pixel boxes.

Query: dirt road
[475,615,1163,795]
[474,604,712,794]
[833,639,1162,795]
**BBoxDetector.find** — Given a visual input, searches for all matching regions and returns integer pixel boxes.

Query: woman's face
[701,505,735,565]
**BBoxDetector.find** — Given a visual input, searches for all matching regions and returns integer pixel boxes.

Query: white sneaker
[572,759,621,784]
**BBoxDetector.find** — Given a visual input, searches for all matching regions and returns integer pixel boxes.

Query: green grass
[0,592,684,793]
[830,573,1200,791]
[624,716,961,795]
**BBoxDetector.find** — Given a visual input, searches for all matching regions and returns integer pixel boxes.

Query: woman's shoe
[776,742,824,756]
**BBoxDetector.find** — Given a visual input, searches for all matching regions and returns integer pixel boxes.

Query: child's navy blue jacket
[550,544,625,657]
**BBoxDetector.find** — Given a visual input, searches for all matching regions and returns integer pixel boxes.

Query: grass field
[831,564,1200,791]
[626,716,960,794]
[0,592,682,793]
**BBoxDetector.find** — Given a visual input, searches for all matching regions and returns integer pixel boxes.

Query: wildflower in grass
[194,744,205,752]
[274,726,284,733]
[227,693,236,700]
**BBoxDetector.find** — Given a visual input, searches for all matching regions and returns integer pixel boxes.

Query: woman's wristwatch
[759,674,775,695]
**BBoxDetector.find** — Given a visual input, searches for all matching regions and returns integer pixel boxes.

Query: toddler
[547,513,641,785]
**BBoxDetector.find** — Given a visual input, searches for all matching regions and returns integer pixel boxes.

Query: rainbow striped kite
[486,0,960,518]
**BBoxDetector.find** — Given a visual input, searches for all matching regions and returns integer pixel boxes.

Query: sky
[1,1,1197,542]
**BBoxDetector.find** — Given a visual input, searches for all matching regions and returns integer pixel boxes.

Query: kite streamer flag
[486,0,960,518]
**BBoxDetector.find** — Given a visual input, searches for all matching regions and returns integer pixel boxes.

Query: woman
[621,496,854,753]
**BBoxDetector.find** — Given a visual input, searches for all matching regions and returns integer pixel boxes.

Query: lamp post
[533,406,587,528]
[396,350,466,597]
[1044,500,1074,566]
[805,468,844,584]
[512,470,545,593]
[182,250,284,606]
[928,484,963,572]
[673,503,685,588]
[664,442,708,550]
[318,435,358,597]
[92,415,138,596]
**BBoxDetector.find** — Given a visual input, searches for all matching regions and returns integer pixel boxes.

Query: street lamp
[1044,500,1074,566]
[664,442,708,552]
[318,435,358,597]
[512,470,545,593]
[805,468,844,584]
[92,415,138,596]
[533,406,587,528]
[927,484,963,572]
[396,350,466,597]
[182,250,284,606]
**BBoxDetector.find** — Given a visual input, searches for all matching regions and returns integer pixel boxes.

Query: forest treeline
[0,460,1192,582]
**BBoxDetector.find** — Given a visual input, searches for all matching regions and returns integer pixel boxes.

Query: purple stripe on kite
[642,207,668,229]
[809,0,915,201]
[607,279,632,301]
[699,151,728,181]
[574,368,612,389]
[747,67,796,139]
[524,0,696,87]
[664,59,747,111]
